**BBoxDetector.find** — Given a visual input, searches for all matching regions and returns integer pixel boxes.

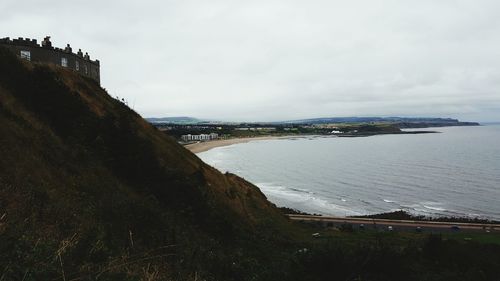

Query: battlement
[1,37,39,47]
[0,36,100,84]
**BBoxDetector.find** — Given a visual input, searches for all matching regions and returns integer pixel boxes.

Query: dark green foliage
[285,234,500,281]
[358,210,500,224]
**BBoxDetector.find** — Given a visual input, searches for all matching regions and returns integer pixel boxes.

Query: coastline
[185,130,437,153]
[189,126,500,222]
[185,136,297,153]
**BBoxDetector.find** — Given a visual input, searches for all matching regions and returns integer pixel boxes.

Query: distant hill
[146,116,205,124]
[147,116,480,127]
[282,117,480,126]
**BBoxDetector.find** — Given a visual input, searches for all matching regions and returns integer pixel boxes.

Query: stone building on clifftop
[0,36,100,84]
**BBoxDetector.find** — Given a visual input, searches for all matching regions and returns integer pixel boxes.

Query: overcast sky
[2,0,500,121]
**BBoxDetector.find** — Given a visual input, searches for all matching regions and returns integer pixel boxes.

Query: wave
[422,205,446,212]
[255,182,362,216]
[289,187,314,194]
[397,202,476,219]
[359,199,373,206]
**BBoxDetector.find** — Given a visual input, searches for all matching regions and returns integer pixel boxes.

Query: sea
[197,125,500,221]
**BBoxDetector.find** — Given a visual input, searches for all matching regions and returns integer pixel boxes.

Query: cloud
[2,0,500,121]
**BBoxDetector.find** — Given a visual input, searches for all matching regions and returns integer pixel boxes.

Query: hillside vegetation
[0,47,296,280]
[1,47,500,281]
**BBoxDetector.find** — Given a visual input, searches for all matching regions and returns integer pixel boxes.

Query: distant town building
[235,127,276,131]
[181,133,219,142]
[0,36,100,84]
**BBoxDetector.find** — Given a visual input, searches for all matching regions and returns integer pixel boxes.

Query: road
[287,214,500,233]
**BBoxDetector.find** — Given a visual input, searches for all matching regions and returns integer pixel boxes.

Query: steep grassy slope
[0,47,295,280]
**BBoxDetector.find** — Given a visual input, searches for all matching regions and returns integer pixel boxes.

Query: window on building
[61,57,68,67]
[84,65,88,74]
[20,50,31,61]
[75,61,79,71]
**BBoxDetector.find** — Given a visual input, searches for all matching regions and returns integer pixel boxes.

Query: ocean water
[198,125,500,220]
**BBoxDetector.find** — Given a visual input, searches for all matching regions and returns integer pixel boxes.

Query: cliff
[0,47,292,280]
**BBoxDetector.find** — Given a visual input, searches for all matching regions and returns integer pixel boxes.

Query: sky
[2,0,500,122]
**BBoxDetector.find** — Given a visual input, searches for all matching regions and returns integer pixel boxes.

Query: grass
[442,233,500,245]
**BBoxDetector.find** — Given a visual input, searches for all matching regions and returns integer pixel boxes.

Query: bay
[198,125,500,220]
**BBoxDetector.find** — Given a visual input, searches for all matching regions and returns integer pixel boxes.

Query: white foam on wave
[256,182,362,216]
[398,201,472,219]
[383,199,396,203]
[419,201,448,212]
[422,205,446,212]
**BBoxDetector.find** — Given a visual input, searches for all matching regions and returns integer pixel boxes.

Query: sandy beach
[185,136,293,153]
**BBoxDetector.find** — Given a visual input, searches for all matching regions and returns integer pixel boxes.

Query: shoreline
[185,135,300,153]
[185,130,438,153]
